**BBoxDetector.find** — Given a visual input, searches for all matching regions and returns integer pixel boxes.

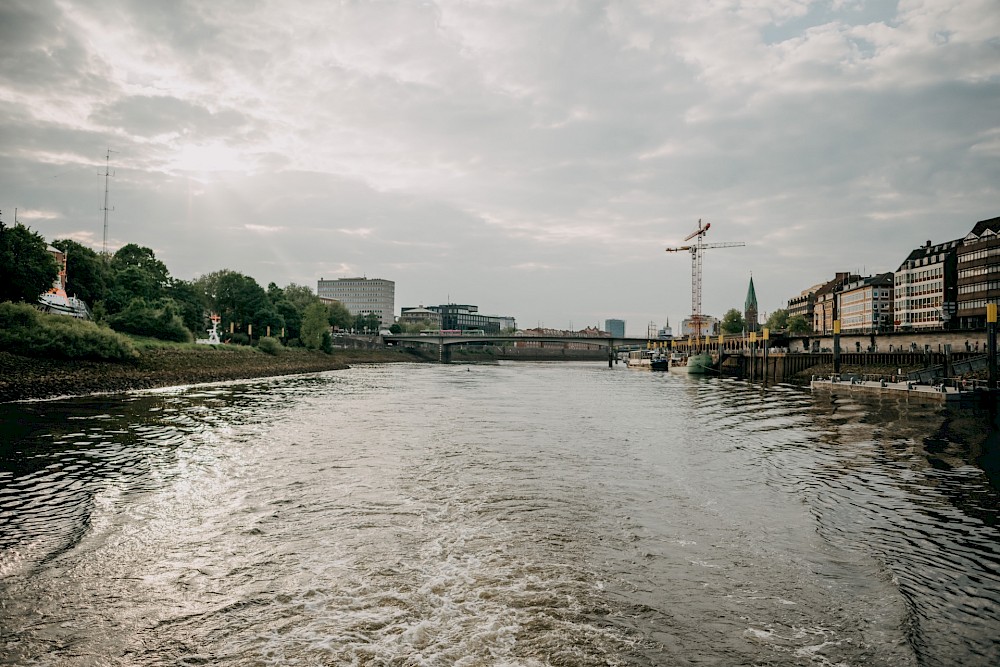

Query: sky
[1,0,998,336]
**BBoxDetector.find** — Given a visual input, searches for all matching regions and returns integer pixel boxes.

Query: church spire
[745,275,758,332]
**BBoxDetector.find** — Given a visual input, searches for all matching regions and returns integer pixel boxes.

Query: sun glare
[168,143,249,177]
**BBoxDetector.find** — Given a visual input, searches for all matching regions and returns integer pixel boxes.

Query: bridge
[386,333,663,363]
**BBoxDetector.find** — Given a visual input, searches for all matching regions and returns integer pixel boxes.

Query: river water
[2,361,1000,666]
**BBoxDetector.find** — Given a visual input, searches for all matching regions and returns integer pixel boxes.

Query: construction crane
[665,219,744,344]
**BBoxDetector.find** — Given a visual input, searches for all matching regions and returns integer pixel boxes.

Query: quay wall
[786,330,991,354]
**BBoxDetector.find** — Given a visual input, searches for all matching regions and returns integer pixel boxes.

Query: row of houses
[787,216,999,334]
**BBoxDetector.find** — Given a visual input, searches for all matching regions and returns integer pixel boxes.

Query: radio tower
[665,219,744,347]
[100,148,117,259]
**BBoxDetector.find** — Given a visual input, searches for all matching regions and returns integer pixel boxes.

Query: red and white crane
[665,219,744,343]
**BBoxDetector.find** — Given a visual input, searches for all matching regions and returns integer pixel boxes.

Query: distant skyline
[2,1,997,336]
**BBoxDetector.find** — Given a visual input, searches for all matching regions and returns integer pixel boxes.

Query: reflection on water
[1,363,999,666]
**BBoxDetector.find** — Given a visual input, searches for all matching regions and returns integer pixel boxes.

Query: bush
[224,332,250,346]
[320,331,333,354]
[0,301,137,361]
[107,299,193,343]
[257,336,284,356]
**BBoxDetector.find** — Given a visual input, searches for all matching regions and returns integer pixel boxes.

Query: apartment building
[838,273,894,333]
[893,239,959,331]
[812,273,859,334]
[957,216,1000,329]
[317,277,395,328]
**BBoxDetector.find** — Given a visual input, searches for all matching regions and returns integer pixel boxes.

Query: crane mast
[665,219,744,346]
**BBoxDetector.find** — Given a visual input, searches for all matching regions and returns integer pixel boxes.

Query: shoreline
[0,347,423,403]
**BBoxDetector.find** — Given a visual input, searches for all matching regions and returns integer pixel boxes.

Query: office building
[317,277,395,328]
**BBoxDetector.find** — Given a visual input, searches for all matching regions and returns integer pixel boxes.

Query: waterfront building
[957,216,1000,329]
[424,304,514,334]
[893,239,960,331]
[812,272,860,335]
[398,306,442,329]
[837,273,894,334]
[744,276,759,333]
[604,318,625,338]
[787,283,825,331]
[681,315,719,336]
[317,277,395,328]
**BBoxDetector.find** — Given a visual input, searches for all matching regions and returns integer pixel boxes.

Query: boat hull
[672,352,714,374]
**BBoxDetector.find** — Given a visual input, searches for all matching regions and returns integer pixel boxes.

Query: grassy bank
[0,344,422,402]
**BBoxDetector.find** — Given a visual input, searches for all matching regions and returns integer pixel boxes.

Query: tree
[787,314,811,334]
[51,239,108,305]
[353,313,381,332]
[252,306,285,339]
[720,308,745,334]
[389,323,402,334]
[194,270,269,333]
[300,302,329,350]
[327,300,352,330]
[0,219,58,304]
[105,244,171,314]
[765,309,789,332]
[164,279,207,334]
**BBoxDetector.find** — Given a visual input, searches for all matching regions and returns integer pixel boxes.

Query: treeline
[0,219,372,349]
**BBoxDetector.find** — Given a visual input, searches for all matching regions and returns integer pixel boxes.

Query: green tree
[720,308,745,334]
[51,239,108,305]
[252,306,285,339]
[764,309,789,332]
[0,219,58,304]
[327,300,352,330]
[787,314,811,334]
[389,323,402,334]
[105,244,171,314]
[300,302,329,350]
[353,313,381,332]
[164,279,207,334]
[194,270,269,333]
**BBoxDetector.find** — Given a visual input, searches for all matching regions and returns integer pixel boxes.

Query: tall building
[744,276,758,333]
[317,277,395,328]
[604,318,625,338]
[893,238,960,331]
[957,216,1000,329]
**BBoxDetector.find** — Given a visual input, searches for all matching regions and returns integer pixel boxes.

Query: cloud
[0,0,996,333]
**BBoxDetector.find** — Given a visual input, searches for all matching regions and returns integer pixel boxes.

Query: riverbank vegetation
[1,216,380,352]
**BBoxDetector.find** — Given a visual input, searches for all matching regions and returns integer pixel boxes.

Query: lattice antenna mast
[100,148,117,259]
[665,219,745,345]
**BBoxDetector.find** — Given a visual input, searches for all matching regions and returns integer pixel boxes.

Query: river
[2,361,999,666]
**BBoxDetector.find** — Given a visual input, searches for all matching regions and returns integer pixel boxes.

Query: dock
[810,376,974,403]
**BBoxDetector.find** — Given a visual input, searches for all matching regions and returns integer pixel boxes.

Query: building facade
[812,273,859,334]
[681,315,719,336]
[317,277,395,328]
[424,304,514,334]
[957,216,1000,329]
[787,283,824,330]
[837,273,894,333]
[604,319,625,338]
[893,239,959,331]
[398,306,442,329]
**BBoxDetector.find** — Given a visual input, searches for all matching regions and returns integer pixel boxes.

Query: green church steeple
[745,275,758,332]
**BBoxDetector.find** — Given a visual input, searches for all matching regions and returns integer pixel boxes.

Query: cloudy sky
[2,0,998,335]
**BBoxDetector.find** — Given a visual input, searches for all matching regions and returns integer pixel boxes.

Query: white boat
[626,349,653,368]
